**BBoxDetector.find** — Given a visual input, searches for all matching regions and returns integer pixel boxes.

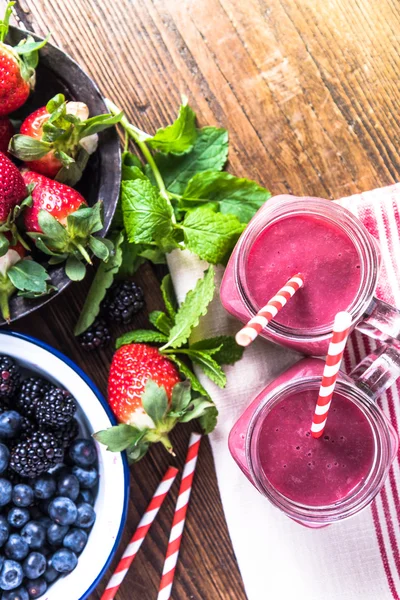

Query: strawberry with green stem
[0,118,13,154]
[22,171,111,281]
[0,2,49,116]
[9,93,123,185]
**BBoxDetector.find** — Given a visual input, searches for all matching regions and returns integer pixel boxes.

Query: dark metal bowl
[2,27,121,324]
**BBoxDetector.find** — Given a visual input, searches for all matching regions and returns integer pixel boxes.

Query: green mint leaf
[181,171,271,223]
[147,101,197,155]
[190,336,244,365]
[162,266,215,350]
[65,256,86,281]
[74,232,124,335]
[88,236,110,262]
[79,111,124,138]
[160,274,177,319]
[150,127,229,194]
[141,380,168,425]
[116,330,168,348]
[118,239,145,277]
[182,207,245,264]
[138,246,166,265]
[199,405,218,434]
[148,310,173,335]
[121,152,146,182]
[8,135,52,161]
[94,424,143,452]
[122,179,173,244]
[187,349,227,387]
[170,381,192,413]
[167,355,211,399]
[122,152,143,171]
[179,397,215,423]
[8,259,50,294]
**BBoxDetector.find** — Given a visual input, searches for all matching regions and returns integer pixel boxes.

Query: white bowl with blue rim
[0,331,129,599]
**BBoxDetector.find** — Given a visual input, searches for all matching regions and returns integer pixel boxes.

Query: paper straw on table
[101,466,179,600]
[311,311,352,438]
[157,433,202,600]
[235,273,305,347]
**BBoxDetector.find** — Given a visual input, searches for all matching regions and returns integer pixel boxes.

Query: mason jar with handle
[220,195,400,355]
[228,345,400,528]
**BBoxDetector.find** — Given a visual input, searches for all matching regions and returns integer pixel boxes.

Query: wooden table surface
[5,0,400,598]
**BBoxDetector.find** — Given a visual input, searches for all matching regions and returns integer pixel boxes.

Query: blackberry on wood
[9,432,64,478]
[52,419,80,449]
[16,377,51,418]
[35,389,77,428]
[0,356,21,400]
[103,281,144,324]
[78,318,110,351]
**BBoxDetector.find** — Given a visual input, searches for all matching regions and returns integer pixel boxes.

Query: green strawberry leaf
[88,237,110,261]
[0,234,9,258]
[146,100,197,155]
[161,266,215,350]
[141,380,168,425]
[46,93,65,114]
[167,355,211,399]
[160,274,177,319]
[67,202,104,237]
[150,127,229,194]
[181,207,245,265]
[122,179,173,244]
[94,424,145,452]
[0,3,13,43]
[74,231,124,335]
[179,397,215,423]
[148,310,173,335]
[180,171,271,224]
[8,135,52,161]
[199,405,218,434]
[79,111,124,138]
[186,349,227,387]
[190,336,244,365]
[37,211,69,244]
[170,380,192,413]
[65,256,86,281]
[8,259,50,294]
[126,441,150,462]
[14,34,50,56]
[116,330,168,348]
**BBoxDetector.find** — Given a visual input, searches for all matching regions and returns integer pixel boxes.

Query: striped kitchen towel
[167,182,400,600]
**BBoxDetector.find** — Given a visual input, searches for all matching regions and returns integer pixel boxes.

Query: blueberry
[47,523,69,546]
[1,586,29,600]
[72,465,98,489]
[7,508,30,529]
[51,548,78,573]
[4,534,29,561]
[33,475,56,500]
[43,559,58,583]
[0,515,10,547]
[46,463,68,478]
[0,560,23,590]
[37,516,52,530]
[77,489,94,506]
[0,411,22,439]
[12,484,34,508]
[63,528,88,554]
[69,439,97,467]
[0,443,10,474]
[76,502,96,529]
[48,497,77,526]
[57,473,80,501]
[0,479,12,506]
[25,577,47,599]
[23,552,46,579]
[20,522,46,550]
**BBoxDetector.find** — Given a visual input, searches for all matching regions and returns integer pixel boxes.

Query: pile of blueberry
[0,355,98,599]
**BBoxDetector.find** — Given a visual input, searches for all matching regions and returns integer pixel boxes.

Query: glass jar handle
[350,345,400,401]
[356,297,400,344]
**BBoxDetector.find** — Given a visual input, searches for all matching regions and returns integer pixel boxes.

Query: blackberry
[78,318,111,351]
[0,355,21,400]
[9,431,64,478]
[52,418,80,449]
[35,389,77,428]
[16,377,51,418]
[20,416,36,439]
[102,281,144,324]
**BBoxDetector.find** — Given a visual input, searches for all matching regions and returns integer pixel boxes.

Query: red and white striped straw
[311,311,352,438]
[157,433,202,600]
[235,273,305,347]
[101,466,179,600]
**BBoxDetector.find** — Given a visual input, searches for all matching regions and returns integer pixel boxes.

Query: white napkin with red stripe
[167,183,400,600]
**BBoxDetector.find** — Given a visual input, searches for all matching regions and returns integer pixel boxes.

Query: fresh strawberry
[95,343,214,461]
[0,3,48,116]
[21,171,110,281]
[0,232,52,322]
[0,118,13,154]
[0,151,27,222]
[9,93,122,185]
